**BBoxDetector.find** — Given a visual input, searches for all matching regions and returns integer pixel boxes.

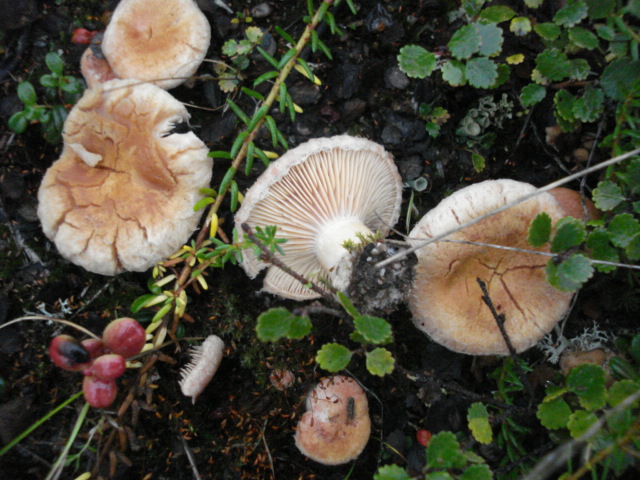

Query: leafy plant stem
[45,401,90,480]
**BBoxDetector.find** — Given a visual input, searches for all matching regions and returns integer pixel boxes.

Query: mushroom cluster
[38,79,212,275]
[234,135,403,300]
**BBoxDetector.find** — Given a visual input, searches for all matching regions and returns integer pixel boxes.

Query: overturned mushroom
[37,79,212,275]
[234,135,403,300]
[294,375,371,465]
[408,179,585,355]
[101,0,211,89]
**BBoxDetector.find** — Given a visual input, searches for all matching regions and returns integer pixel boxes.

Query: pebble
[384,66,410,90]
[251,3,273,18]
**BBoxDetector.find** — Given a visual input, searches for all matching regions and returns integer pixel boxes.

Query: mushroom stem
[315,217,372,272]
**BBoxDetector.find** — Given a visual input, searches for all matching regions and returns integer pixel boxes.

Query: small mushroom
[408,179,582,355]
[37,79,212,275]
[294,375,371,465]
[101,0,211,90]
[234,135,403,299]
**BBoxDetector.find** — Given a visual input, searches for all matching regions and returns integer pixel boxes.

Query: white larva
[179,334,224,404]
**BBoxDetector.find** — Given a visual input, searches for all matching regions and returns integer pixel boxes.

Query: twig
[179,435,202,480]
[260,420,275,480]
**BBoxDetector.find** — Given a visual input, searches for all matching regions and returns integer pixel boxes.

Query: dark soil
[0,1,638,479]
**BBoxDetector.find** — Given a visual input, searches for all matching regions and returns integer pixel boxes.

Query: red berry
[86,354,126,380]
[71,28,96,45]
[81,338,107,360]
[83,376,117,408]
[102,318,146,358]
[416,429,432,447]
[49,335,91,371]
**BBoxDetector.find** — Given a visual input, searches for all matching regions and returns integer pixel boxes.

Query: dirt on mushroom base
[1,0,639,479]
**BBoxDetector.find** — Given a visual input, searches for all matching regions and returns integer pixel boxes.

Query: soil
[0,1,638,480]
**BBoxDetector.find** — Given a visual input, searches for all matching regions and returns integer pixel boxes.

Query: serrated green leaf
[554,0,589,27]
[568,27,599,49]
[426,432,467,470]
[595,24,616,41]
[316,343,352,372]
[477,22,503,56]
[461,0,485,17]
[479,5,516,22]
[256,307,297,341]
[222,39,238,56]
[288,315,312,339]
[536,49,572,81]
[245,26,264,43]
[567,363,607,411]
[608,380,640,407]
[374,465,411,480]
[397,45,437,79]
[546,256,587,291]
[626,233,640,260]
[586,229,619,273]
[45,52,64,75]
[337,291,360,318]
[534,22,562,40]
[449,24,482,60]
[528,212,552,247]
[354,315,392,344]
[586,0,616,19]
[492,64,510,89]
[467,403,492,444]
[592,180,625,211]
[366,347,395,376]
[544,384,570,402]
[551,217,587,252]
[568,410,598,438]
[460,464,493,480]
[466,57,498,88]
[441,60,466,86]
[573,86,604,123]
[537,396,572,429]
[568,58,590,80]
[554,89,577,122]
[557,253,594,284]
[608,213,640,248]
[601,58,640,101]
[520,83,547,106]
[510,17,532,36]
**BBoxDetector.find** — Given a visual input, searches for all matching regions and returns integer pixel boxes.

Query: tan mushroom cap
[80,47,118,89]
[37,79,212,275]
[408,179,575,355]
[234,135,403,300]
[294,375,371,465]
[101,0,211,90]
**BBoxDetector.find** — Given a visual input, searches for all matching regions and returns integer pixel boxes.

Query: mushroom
[80,46,117,89]
[37,79,212,275]
[234,135,403,300]
[408,179,582,355]
[101,0,211,90]
[294,375,371,465]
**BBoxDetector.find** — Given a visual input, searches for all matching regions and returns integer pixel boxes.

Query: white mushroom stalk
[314,216,372,271]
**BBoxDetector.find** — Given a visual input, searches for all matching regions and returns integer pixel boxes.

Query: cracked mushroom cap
[37,79,212,275]
[294,375,371,465]
[101,0,211,90]
[408,179,576,355]
[234,135,403,300]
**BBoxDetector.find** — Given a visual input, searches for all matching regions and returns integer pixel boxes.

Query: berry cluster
[48,318,146,408]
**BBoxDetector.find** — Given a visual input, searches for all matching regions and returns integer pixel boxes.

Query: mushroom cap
[234,135,403,300]
[101,0,211,89]
[80,47,118,89]
[408,179,574,355]
[37,79,212,275]
[294,375,371,465]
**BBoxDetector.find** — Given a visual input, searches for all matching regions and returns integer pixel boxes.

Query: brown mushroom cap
[101,0,211,90]
[37,79,212,275]
[234,135,403,300]
[408,179,575,355]
[294,375,371,465]
[80,47,118,89]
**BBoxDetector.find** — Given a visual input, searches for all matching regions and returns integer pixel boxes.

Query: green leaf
[193,196,215,212]
[554,89,576,122]
[601,58,640,101]
[534,22,562,40]
[551,217,587,252]
[16,81,37,105]
[256,307,297,341]
[245,25,264,43]
[586,0,616,19]
[537,396,572,429]
[525,0,544,7]
[586,229,619,273]
[45,52,64,75]
[288,314,312,339]
[608,380,640,407]
[441,60,466,86]
[608,213,640,248]
[477,22,503,56]
[553,0,589,27]
[40,73,58,88]
[618,158,640,195]
[567,363,607,411]
[316,343,352,372]
[467,402,492,444]
[424,473,454,480]
[573,86,604,123]
[7,112,28,134]
[426,432,466,470]
[354,315,392,344]
[568,27,599,49]
[449,24,482,60]
[374,465,411,480]
[592,180,625,211]
[520,83,546,106]
[626,233,640,260]
[336,291,360,318]
[131,294,159,313]
[536,49,572,81]
[545,255,593,291]
[366,347,395,376]
[567,410,598,438]
[479,5,516,22]
[471,152,485,172]
[510,17,532,36]
[460,464,493,480]
[397,45,437,79]
[595,24,616,41]
[461,0,485,17]
[466,57,498,88]
[528,212,552,247]
[568,58,590,81]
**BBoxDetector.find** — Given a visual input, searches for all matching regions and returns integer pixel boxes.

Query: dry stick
[376,147,640,269]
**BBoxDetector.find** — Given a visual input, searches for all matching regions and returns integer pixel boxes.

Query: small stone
[288,82,321,106]
[251,3,273,18]
[384,66,410,90]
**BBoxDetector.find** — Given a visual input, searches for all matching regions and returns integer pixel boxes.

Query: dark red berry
[81,338,107,360]
[49,335,91,371]
[416,429,432,447]
[86,354,126,381]
[102,317,146,358]
[71,28,96,45]
[83,376,117,408]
